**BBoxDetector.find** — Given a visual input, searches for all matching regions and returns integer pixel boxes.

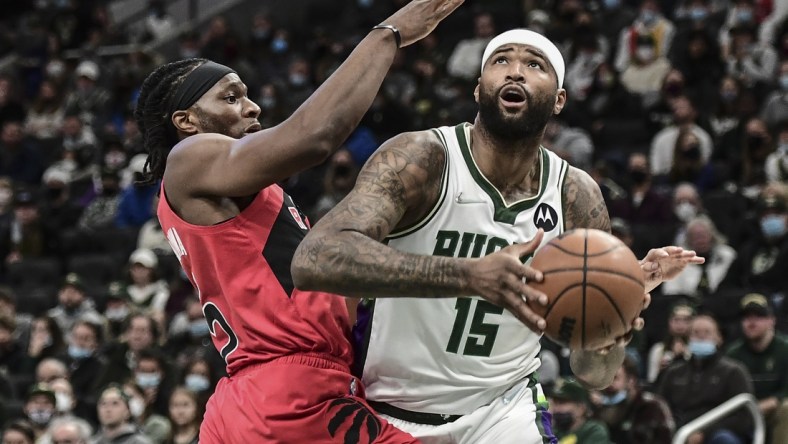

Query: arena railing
[672,393,765,444]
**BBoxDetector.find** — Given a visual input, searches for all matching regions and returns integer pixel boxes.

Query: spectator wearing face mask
[593,355,674,444]
[92,385,153,444]
[620,33,673,108]
[665,127,718,191]
[548,378,611,443]
[23,383,58,440]
[614,0,676,74]
[725,24,779,92]
[657,315,754,444]
[100,314,160,389]
[722,185,788,303]
[649,95,714,176]
[165,297,225,379]
[132,349,174,417]
[121,381,171,444]
[60,319,107,423]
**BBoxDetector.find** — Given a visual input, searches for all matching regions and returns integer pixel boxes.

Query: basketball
[528,229,645,350]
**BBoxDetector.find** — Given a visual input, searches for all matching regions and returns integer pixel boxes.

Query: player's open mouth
[499,85,526,107]
[245,122,262,134]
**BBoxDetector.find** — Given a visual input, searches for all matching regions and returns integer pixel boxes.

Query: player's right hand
[381,0,464,47]
[465,229,548,333]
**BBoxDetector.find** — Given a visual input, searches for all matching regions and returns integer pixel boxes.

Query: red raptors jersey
[157,183,353,376]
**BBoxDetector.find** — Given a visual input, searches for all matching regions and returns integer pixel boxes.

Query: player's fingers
[510,275,548,306]
[503,291,546,332]
[510,229,544,258]
[640,248,669,265]
[520,263,543,283]
[632,317,645,331]
[643,292,652,309]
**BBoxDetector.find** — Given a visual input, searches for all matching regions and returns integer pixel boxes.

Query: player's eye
[494,56,507,64]
[224,95,237,104]
[528,61,544,70]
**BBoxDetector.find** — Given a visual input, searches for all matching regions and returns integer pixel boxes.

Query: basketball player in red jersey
[132,1,473,442]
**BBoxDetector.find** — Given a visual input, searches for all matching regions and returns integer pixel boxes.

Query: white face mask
[675,202,698,223]
[55,392,73,413]
[636,46,655,62]
[129,397,145,418]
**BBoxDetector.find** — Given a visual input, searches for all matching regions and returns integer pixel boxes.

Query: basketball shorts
[199,353,419,444]
[372,378,556,444]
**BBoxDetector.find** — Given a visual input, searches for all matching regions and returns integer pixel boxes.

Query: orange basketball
[529,229,645,350]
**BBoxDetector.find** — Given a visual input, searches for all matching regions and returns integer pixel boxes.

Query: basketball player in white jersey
[293,29,703,443]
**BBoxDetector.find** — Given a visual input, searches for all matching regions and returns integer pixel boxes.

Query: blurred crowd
[0,0,786,443]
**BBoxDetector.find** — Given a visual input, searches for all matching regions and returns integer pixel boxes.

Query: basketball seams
[584,283,629,330]
[545,243,622,258]
[539,268,643,287]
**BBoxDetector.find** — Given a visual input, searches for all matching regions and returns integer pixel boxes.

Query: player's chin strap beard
[167,61,236,142]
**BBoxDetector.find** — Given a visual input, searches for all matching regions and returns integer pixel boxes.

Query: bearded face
[477,81,556,142]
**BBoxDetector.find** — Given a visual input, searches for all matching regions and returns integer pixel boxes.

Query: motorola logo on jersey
[533,203,558,231]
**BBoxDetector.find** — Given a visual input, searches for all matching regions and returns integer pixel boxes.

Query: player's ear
[172,110,198,135]
[473,82,480,103]
[553,89,567,114]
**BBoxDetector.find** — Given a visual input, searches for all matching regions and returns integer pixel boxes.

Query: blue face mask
[761,215,787,239]
[689,7,708,21]
[736,9,753,24]
[688,339,717,357]
[271,38,288,54]
[780,75,788,91]
[189,320,211,338]
[68,344,92,360]
[136,372,161,389]
[640,10,657,25]
[601,389,628,406]
[185,374,211,392]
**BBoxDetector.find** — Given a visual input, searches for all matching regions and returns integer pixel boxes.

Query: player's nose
[244,97,261,118]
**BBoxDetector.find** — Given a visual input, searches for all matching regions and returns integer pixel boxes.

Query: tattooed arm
[562,165,611,233]
[292,130,548,330]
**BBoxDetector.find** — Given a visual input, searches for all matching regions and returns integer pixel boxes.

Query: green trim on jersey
[388,129,451,239]
[557,160,568,231]
[454,123,550,224]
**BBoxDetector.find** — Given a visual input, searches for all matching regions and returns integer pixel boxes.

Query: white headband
[480,29,565,88]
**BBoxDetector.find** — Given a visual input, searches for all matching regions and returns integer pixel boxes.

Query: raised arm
[166,0,463,198]
[292,131,548,331]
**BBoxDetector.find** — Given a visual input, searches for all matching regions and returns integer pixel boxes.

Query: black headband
[168,61,236,115]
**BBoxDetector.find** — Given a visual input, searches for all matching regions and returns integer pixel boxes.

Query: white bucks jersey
[358,123,569,414]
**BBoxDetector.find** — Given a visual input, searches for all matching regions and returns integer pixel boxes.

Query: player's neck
[469,120,542,193]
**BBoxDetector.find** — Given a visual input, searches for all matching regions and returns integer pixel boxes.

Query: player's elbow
[291,241,326,291]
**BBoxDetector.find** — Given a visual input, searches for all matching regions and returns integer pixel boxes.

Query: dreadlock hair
[134,58,208,185]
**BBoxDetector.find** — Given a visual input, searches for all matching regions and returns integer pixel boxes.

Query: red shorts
[199,353,419,444]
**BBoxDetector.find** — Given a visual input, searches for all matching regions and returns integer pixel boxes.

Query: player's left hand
[640,246,705,293]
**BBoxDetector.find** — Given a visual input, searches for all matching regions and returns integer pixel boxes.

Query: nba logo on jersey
[289,207,308,230]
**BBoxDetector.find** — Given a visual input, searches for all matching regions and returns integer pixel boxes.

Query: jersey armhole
[387,129,451,239]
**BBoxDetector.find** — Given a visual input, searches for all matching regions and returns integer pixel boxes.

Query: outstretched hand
[640,246,705,293]
[467,229,547,333]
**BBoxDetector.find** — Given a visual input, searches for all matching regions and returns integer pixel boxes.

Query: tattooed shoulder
[562,166,611,232]
[352,130,447,230]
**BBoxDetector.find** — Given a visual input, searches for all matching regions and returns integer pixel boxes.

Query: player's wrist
[371,24,401,49]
